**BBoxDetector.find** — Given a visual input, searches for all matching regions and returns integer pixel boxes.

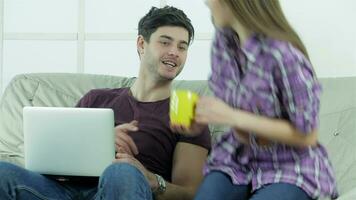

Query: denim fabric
[194,171,250,200]
[0,161,152,200]
[96,162,153,200]
[195,171,312,200]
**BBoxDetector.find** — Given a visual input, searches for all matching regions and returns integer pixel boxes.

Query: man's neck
[130,76,172,102]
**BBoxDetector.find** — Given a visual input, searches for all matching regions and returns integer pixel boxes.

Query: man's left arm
[154,142,208,200]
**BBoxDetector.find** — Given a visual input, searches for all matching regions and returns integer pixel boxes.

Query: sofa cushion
[318,78,356,197]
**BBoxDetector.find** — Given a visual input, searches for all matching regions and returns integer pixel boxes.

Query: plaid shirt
[204,29,338,199]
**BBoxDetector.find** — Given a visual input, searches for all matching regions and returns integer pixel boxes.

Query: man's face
[138,26,189,81]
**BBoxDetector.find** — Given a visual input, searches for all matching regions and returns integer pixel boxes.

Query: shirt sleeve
[178,126,212,151]
[75,89,98,108]
[273,45,322,134]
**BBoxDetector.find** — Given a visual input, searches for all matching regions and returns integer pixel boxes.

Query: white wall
[280,0,356,78]
[0,0,356,96]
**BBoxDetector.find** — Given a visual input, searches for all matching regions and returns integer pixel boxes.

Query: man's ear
[137,35,145,55]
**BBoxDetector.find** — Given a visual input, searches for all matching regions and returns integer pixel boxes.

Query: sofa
[0,73,355,199]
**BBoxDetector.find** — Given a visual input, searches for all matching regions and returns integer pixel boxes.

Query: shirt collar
[241,33,262,63]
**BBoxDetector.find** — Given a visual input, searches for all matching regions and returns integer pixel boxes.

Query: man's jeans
[0,161,153,200]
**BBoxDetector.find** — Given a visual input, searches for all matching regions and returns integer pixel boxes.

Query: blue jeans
[0,161,153,200]
[194,171,313,200]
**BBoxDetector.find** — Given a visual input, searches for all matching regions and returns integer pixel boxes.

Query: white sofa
[0,73,355,199]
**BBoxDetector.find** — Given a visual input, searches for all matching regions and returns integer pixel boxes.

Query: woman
[193,0,338,199]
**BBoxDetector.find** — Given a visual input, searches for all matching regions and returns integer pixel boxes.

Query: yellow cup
[170,90,199,128]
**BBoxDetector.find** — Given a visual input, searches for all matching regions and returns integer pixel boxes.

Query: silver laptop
[23,106,115,177]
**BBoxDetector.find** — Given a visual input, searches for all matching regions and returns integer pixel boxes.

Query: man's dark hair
[138,6,194,45]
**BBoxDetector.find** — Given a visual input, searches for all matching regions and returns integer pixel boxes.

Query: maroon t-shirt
[76,88,211,181]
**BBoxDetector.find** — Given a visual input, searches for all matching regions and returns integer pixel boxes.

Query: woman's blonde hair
[225,0,310,60]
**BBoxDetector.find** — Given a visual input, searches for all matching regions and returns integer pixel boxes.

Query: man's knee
[97,163,152,199]
[100,162,146,184]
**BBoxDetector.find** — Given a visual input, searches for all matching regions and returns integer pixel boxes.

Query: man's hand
[114,153,158,189]
[115,120,139,156]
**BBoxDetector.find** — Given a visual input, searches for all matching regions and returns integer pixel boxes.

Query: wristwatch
[154,173,166,194]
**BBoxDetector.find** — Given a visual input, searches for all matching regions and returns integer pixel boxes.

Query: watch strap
[154,173,166,194]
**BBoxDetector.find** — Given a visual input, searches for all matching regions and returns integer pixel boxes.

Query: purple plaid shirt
[204,29,338,199]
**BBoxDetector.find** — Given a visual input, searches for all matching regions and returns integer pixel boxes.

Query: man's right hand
[115,120,139,156]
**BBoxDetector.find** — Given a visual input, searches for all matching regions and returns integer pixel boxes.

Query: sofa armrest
[0,75,39,166]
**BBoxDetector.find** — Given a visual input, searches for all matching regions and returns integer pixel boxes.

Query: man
[0,6,211,200]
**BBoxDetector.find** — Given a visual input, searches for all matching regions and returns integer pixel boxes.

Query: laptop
[23,106,115,177]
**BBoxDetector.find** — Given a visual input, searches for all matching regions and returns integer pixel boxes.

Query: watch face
[155,174,166,194]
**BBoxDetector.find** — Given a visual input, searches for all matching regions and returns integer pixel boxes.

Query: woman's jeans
[194,171,313,200]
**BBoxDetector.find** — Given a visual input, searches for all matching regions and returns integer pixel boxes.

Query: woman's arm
[230,108,318,147]
[195,97,317,148]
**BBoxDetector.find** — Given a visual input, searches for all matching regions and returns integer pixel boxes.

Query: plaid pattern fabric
[204,29,338,199]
